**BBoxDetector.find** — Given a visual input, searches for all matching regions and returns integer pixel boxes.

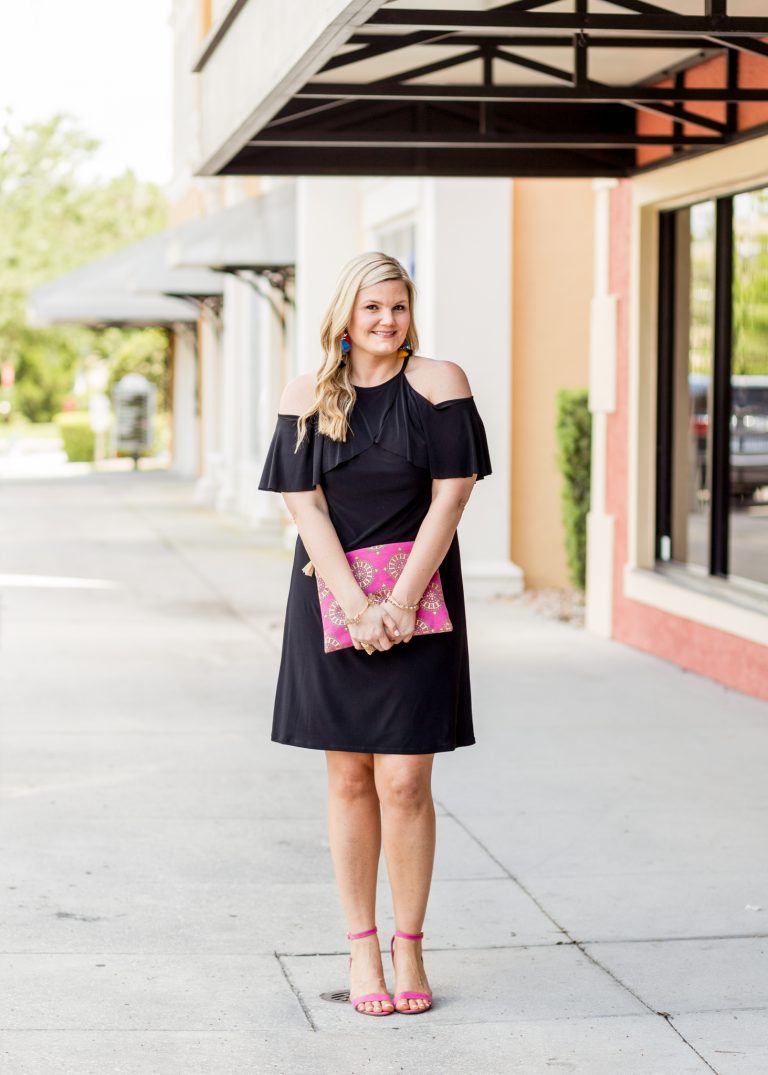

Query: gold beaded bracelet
[385,594,420,612]
[343,593,376,626]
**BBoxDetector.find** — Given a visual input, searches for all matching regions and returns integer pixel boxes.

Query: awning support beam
[365,9,768,35]
[296,83,768,104]
[249,133,725,148]
[603,0,768,58]
[319,30,456,73]
[346,32,738,50]
[489,42,728,132]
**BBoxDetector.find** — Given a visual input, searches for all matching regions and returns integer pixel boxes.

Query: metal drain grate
[320,989,350,1004]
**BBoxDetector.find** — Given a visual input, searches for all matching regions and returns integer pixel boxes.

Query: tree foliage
[688,192,768,379]
[0,111,170,421]
[733,187,768,377]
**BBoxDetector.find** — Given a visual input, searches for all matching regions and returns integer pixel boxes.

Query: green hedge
[55,411,168,463]
[555,389,591,591]
[55,412,96,462]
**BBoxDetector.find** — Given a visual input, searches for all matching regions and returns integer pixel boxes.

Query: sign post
[112,374,156,469]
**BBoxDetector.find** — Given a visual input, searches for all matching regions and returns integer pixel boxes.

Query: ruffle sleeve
[419,396,493,481]
[257,413,322,492]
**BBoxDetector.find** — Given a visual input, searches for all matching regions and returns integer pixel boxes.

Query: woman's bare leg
[374,753,435,1012]
[325,750,393,1014]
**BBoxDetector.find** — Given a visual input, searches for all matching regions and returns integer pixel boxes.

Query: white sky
[0,0,173,186]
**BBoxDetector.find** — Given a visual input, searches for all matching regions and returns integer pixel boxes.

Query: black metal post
[655,210,676,561]
[574,32,588,86]
[672,71,684,154]
[710,196,733,576]
[726,47,738,134]
[705,0,728,17]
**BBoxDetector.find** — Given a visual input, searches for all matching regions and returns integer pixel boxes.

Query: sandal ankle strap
[347,926,378,940]
[393,929,423,941]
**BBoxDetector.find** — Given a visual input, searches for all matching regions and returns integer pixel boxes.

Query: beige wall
[511,179,594,589]
[199,0,212,40]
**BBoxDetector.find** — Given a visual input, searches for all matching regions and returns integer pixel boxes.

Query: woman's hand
[348,602,396,652]
[382,600,416,645]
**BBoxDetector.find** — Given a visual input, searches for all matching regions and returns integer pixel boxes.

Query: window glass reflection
[680,201,715,572]
[731,190,768,585]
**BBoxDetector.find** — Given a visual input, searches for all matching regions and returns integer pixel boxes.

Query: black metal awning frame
[218,266,296,334]
[228,0,768,178]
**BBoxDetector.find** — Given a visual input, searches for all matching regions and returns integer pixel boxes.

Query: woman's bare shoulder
[278,373,316,416]
[406,355,473,405]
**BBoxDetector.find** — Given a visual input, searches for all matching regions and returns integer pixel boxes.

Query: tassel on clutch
[305,540,453,654]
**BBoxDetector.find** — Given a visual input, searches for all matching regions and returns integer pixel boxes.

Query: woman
[258,252,492,1016]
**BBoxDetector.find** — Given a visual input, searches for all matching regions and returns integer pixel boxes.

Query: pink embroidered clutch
[307,540,453,654]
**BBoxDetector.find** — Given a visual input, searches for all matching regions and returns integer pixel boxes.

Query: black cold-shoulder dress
[257,354,493,755]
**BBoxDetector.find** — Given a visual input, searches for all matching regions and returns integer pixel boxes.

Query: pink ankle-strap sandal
[346,926,394,1016]
[390,930,433,1013]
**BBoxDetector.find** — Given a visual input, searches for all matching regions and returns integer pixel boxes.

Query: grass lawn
[0,421,62,440]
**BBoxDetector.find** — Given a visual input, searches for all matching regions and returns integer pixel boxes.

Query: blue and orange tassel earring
[398,339,413,360]
[340,331,352,354]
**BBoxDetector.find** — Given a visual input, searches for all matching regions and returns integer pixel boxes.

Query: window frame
[654,184,768,587]
[625,135,768,644]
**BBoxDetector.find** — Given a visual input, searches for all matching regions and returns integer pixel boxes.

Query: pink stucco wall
[606,181,768,702]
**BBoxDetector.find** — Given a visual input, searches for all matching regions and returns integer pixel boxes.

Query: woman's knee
[326,753,376,803]
[378,769,433,813]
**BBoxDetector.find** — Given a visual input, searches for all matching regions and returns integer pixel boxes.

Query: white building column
[194,308,223,504]
[294,178,362,377]
[418,178,522,597]
[246,276,291,544]
[169,322,198,479]
[585,179,619,637]
[214,272,243,512]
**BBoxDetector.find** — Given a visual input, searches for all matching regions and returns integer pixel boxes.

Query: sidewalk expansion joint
[435,798,723,1074]
[433,798,575,940]
[658,1012,721,1074]
[583,931,768,945]
[277,943,578,959]
[274,951,317,1032]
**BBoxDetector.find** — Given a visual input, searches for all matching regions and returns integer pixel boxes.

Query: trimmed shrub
[55,409,167,463]
[55,412,96,462]
[555,389,591,591]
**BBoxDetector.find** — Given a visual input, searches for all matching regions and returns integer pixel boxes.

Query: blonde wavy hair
[294,251,420,448]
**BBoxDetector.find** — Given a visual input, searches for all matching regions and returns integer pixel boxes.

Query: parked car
[689,373,768,499]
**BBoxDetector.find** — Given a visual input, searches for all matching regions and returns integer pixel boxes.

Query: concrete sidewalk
[0,468,766,1075]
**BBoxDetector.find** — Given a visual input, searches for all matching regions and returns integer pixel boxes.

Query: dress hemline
[271,735,476,755]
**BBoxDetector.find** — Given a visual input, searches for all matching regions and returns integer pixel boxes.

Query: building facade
[185,0,768,698]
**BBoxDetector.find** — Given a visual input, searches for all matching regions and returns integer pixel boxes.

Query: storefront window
[657,186,768,590]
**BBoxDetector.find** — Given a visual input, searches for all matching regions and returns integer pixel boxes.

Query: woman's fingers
[382,613,401,641]
[351,606,415,650]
